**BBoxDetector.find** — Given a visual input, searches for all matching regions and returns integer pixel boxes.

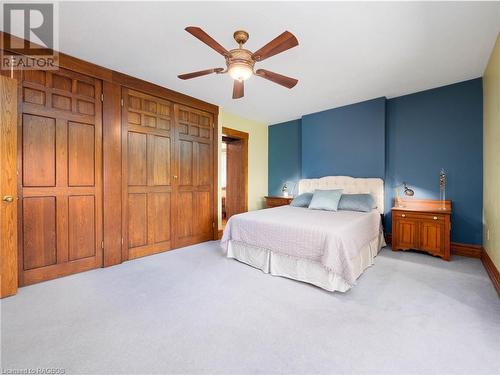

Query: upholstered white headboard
[298,176,385,214]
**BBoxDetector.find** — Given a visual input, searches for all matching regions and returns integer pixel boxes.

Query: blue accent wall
[385,78,483,244]
[268,78,483,245]
[301,97,386,179]
[268,119,302,196]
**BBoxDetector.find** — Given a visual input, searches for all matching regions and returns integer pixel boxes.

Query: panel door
[226,140,246,219]
[122,88,174,259]
[173,104,214,247]
[419,220,444,255]
[394,218,418,250]
[19,68,103,286]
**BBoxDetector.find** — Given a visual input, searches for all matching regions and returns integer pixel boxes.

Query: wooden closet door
[19,68,103,286]
[173,104,214,247]
[122,89,174,259]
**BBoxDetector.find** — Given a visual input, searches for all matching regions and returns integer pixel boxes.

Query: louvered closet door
[122,89,174,259]
[19,68,103,286]
[173,104,214,247]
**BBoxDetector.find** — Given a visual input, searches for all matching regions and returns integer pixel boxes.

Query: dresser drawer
[265,196,293,208]
[393,212,446,222]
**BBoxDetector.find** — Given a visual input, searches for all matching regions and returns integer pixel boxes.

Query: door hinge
[121,98,124,107]
[101,93,104,102]
[212,221,215,228]
[101,240,104,249]
[121,237,124,245]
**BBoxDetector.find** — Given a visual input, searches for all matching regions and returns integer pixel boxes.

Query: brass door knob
[2,195,14,203]
[401,214,406,218]
[173,175,178,179]
[433,216,438,220]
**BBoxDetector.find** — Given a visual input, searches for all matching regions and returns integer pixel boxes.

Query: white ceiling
[52,2,500,124]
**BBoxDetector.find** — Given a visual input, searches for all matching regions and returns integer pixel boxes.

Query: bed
[220,176,385,292]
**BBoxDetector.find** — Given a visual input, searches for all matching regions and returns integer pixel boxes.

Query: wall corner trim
[450,242,482,258]
[482,250,500,297]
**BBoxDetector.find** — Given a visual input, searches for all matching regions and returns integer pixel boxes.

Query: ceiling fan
[178,27,299,99]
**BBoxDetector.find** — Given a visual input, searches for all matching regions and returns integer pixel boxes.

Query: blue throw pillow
[338,194,375,213]
[290,193,313,207]
[308,189,343,211]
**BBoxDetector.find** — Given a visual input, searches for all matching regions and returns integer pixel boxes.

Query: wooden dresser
[265,196,293,208]
[392,199,452,260]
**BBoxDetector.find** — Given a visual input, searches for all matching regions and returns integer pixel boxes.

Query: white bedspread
[220,206,382,286]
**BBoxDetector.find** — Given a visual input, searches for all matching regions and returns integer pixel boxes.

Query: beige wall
[218,110,268,229]
[483,33,500,269]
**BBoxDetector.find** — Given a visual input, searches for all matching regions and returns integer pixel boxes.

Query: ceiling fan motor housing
[226,49,255,71]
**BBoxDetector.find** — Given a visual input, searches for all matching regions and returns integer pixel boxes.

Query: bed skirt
[225,231,386,292]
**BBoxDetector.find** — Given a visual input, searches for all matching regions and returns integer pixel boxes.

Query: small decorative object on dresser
[395,182,414,207]
[439,168,447,210]
[403,182,415,196]
[282,183,289,197]
[392,199,452,260]
[265,196,293,208]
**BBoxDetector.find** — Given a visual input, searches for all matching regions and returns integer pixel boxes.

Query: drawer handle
[433,216,438,220]
[401,214,406,218]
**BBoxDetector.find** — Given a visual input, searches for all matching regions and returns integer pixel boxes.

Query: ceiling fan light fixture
[228,62,253,81]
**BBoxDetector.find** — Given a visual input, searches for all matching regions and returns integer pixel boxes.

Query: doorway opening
[221,127,249,229]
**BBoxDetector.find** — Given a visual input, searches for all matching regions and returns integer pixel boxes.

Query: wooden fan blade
[232,80,244,99]
[255,69,298,89]
[178,68,224,80]
[252,31,298,61]
[185,26,229,56]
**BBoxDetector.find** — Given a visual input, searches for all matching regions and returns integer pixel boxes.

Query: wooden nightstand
[392,199,452,260]
[265,196,293,208]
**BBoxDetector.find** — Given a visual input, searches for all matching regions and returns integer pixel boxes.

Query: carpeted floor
[1,242,499,375]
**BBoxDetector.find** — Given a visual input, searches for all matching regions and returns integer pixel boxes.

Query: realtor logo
[1,2,59,70]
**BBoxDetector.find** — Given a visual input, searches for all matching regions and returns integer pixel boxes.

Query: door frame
[0,75,18,298]
[222,127,248,213]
